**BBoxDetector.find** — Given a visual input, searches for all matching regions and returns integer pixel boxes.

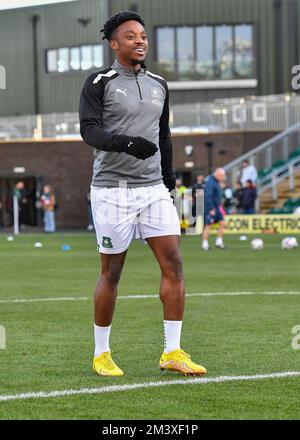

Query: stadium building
[0,0,299,116]
[0,0,299,228]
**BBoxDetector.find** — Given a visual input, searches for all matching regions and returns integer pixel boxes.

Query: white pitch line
[0,371,299,402]
[1,291,300,304]
[117,291,300,299]
[0,296,89,304]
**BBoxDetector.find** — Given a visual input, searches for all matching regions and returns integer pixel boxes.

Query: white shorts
[91,184,181,254]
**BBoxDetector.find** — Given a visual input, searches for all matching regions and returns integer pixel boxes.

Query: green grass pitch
[0,232,299,419]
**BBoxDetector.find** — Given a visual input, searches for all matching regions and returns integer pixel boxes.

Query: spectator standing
[191,174,205,222]
[40,185,56,232]
[14,181,29,229]
[174,178,189,233]
[242,180,257,214]
[222,183,234,214]
[240,160,257,187]
[233,181,244,214]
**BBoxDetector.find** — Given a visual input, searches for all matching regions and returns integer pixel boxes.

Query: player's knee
[102,263,123,286]
[163,251,183,281]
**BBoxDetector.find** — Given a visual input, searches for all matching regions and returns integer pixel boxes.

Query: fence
[1,93,300,140]
[170,94,300,131]
[223,122,300,202]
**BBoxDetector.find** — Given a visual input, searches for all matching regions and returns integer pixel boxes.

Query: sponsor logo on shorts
[102,236,113,249]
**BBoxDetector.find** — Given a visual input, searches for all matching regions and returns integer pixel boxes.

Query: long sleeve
[79,75,125,151]
[159,85,175,179]
[204,179,214,211]
[204,178,220,211]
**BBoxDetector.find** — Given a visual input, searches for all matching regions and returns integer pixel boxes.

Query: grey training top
[79,59,174,188]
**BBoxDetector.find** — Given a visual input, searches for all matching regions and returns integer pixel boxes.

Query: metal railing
[0,113,81,140]
[258,155,300,200]
[223,122,300,197]
[170,93,300,131]
[1,93,300,140]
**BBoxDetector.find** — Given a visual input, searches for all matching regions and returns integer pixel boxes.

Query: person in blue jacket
[202,168,226,251]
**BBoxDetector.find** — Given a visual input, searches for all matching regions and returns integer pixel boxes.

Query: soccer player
[79,11,207,377]
[202,168,226,251]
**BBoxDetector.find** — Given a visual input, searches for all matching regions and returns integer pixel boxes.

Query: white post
[289,164,294,191]
[271,175,277,200]
[13,195,19,235]
[255,197,260,214]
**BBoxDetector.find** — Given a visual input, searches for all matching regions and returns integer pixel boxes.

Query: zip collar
[111,59,147,77]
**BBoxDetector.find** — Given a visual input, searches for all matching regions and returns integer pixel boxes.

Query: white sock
[163,320,182,353]
[202,240,209,248]
[216,237,223,246]
[94,323,111,357]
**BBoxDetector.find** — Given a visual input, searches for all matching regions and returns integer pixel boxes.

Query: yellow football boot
[160,349,207,376]
[93,351,124,377]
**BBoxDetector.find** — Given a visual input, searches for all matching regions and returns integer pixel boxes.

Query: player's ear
[110,39,118,50]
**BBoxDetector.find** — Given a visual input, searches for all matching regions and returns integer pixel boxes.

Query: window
[196,26,213,79]
[70,47,80,70]
[234,25,253,78]
[157,28,175,74]
[93,45,103,68]
[215,25,233,79]
[177,27,194,76]
[81,45,93,70]
[57,47,69,73]
[46,44,103,73]
[156,24,254,81]
[47,49,57,73]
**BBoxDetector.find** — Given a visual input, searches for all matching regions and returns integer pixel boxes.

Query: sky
[0,0,76,11]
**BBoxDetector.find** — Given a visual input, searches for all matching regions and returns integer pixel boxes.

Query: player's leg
[146,235,207,376]
[146,235,184,321]
[202,223,212,250]
[139,185,207,375]
[95,251,127,326]
[90,186,135,376]
[93,251,127,377]
[215,219,226,249]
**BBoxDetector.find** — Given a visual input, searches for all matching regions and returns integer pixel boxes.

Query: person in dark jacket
[222,184,234,214]
[202,168,226,250]
[191,174,205,225]
[13,181,29,229]
[242,180,257,214]
[233,181,244,214]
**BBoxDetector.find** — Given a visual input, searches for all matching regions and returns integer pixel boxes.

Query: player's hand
[163,176,176,192]
[125,137,158,160]
[209,208,216,216]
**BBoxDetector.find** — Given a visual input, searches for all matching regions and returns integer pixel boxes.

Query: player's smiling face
[110,20,148,68]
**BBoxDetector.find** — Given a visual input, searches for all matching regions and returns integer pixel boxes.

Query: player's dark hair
[100,11,145,41]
